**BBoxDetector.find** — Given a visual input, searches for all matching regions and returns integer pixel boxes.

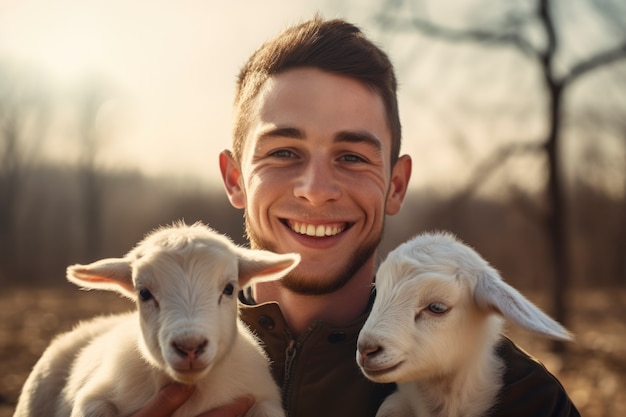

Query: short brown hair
[232,16,401,165]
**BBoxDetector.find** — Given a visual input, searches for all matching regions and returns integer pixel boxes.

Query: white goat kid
[357,232,572,417]
[14,222,299,417]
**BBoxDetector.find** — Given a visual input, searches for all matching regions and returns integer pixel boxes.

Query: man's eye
[270,149,296,158]
[340,154,365,163]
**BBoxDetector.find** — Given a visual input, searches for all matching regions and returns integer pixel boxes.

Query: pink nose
[358,341,382,363]
[172,338,208,360]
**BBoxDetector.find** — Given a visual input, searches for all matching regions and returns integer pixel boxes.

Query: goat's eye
[222,283,235,296]
[138,288,153,302]
[427,302,449,314]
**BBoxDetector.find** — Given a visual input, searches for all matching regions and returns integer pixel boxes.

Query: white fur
[14,222,299,417]
[357,232,572,417]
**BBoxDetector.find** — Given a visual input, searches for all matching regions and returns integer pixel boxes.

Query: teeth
[292,222,345,237]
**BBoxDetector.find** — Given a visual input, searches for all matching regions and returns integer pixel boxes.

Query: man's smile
[284,220,348,237]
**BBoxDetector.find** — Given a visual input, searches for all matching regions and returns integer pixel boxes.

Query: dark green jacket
[239,293,580,417]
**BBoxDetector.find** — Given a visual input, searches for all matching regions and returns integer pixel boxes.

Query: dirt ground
[1,285,624,417]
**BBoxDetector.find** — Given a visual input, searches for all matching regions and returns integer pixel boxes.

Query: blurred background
[0,0,624,416]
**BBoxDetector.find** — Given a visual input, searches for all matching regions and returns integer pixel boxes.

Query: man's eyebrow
[256,126,383,151]
[335,130,383,151]
[257,126,304,140]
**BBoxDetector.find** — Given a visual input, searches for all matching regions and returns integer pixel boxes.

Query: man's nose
[293,156,341,205]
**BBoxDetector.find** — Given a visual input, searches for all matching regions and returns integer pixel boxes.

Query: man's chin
[279,271,353,296]
[245,219,382,295]
[278,241,379,296]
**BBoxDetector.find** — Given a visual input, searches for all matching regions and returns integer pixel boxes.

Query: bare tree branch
[562,43,626,86]
[454,141,544,202]
[537,0,556,70]
[376,14,540,58]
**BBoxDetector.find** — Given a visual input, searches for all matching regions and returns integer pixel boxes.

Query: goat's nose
[172,338,208,360]
[358,341,383,362]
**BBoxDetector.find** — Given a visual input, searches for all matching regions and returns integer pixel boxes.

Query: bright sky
[0,0,476,192]
[3,0,618,195]
[0,0,406,182]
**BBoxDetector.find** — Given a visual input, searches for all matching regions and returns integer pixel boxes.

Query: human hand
[129,383,254,417]
[129,383,195,417]
[195,395,255,417]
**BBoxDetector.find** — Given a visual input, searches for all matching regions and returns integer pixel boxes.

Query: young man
[132,16,579,417]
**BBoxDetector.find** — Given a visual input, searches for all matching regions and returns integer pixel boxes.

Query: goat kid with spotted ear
[14,222,299,417]
[357,232,573,417]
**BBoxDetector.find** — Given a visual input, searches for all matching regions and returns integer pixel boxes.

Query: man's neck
[252,263,375,337]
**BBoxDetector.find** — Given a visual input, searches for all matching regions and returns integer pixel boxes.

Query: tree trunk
[544,81,569,352]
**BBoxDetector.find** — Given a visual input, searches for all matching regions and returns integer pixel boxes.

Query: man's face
[223,67,408,295]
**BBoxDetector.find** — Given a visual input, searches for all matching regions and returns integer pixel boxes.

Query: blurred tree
[75,80,111,262]
[375,0,626,350]
[575,103,626,285]
[0,63,51,280]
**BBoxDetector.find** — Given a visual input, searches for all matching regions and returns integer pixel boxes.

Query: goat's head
[67,222,300,384]
[357,232,571,384]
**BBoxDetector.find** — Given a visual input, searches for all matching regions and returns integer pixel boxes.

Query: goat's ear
[67,258,136,300]
[237,249,300,287]
[474,268,573,341]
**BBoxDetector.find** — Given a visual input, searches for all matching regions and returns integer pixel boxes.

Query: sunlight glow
[0,2,108,86]
[35,18,103,85]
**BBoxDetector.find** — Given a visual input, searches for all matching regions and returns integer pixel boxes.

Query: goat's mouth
[283,219,350,237]
[172,362,209,372]
[169,363,212,383]
[361,361,404,382]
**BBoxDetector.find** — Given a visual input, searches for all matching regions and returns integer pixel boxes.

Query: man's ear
[219,150,245,209]
[385,154,412,215]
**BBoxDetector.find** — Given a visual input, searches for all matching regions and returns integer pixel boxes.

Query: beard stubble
[244,215,382,296]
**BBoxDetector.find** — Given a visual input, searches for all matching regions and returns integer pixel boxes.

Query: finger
[196,396,255,417]
[130,383,195,417]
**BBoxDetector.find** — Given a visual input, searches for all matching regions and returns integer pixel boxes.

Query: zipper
[284,339,297,384]
[283,341,296,388]
[282,339,298,412]
[281,325,317,414]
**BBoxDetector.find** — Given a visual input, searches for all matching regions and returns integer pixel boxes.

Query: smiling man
[132,16,579,417]
[221,66,410,338]
[214,26,411,413]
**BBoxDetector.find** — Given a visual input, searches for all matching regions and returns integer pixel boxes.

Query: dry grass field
[1,285,624,417]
